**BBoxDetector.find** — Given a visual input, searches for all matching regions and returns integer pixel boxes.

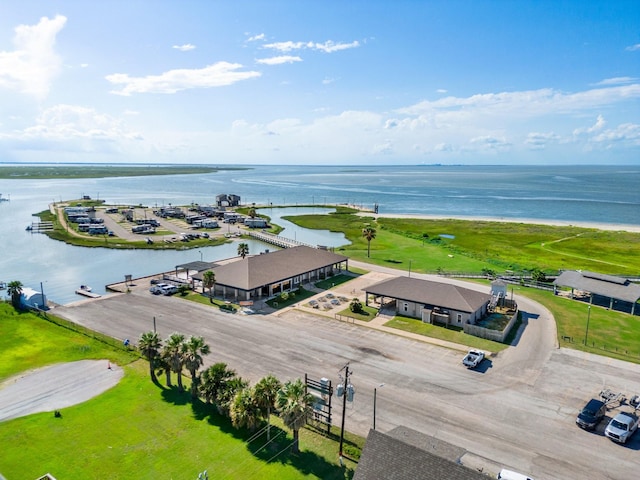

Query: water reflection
[257,207,348,248]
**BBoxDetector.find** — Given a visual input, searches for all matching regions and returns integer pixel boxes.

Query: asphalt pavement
[51,267,640,480]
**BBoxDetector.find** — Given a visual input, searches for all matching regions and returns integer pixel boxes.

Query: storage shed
[20,287,47,310]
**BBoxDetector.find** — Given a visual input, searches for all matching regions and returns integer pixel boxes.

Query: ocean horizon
[1,163,638,304]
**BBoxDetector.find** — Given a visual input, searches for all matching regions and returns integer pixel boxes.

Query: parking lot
[54,268,640,480]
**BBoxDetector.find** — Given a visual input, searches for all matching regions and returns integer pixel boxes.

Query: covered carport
[553,270,640,315]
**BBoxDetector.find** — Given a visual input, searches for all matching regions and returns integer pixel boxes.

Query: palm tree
[138,331,162,383]
[155,351,172,387]
[237,242,249,259]
[217,377,249,417]
[276,378,314,454]
[362,226,376,258]
[254,374,282,441]
[182,335,211,399]
[202,270,216,302]
[230,387,262,431]
[199,362,236,405]
[164,333,186,392]
[248,207,257,219]
[7,280,23,309]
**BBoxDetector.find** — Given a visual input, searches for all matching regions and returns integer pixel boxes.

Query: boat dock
[26,221,54,232]
[75,289,102,299]
[247,230,315,249]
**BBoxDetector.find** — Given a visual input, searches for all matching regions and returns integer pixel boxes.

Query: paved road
[53,274,640,480]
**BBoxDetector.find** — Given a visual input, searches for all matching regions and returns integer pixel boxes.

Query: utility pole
[584,305,591,346]
[337,363,354,460]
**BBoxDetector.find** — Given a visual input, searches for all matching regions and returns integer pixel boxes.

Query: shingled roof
[354,427,489,480]
[365,276,491,313]
[554,270,640,303]
[193,245,348,290]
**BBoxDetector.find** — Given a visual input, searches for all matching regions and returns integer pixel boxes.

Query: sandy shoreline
[359,212,640,233]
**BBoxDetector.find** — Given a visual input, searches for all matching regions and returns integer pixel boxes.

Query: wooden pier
[26,221,54,232]
[247,231,315,249]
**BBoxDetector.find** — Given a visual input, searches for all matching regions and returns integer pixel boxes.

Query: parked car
[497,469,535,480]
[604,411,639,444]
[150,283,173,295]
[576,398,607,430]
[462,349,485,369]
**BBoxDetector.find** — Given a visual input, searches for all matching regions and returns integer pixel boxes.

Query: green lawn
[512,287,640,362]
[286,212,640,276]
[385,316,509,353]
[0,304,361,479]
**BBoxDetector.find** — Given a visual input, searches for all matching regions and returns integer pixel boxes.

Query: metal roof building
[364,276,491,327]
[553,270,640,315]
[191,246,349,302]
[355,427,490,480]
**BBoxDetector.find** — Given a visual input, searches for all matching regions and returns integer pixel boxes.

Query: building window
[403,303,409,312]
[457,313,462,324]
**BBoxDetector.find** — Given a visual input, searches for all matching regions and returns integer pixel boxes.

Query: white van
[497,469,535,480]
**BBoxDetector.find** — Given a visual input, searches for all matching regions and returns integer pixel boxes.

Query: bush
[350,298,363,314]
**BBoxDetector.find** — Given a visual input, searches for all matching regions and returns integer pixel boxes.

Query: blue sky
[0,1,639,165]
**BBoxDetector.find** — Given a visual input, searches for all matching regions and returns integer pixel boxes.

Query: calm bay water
[0,164,638,305]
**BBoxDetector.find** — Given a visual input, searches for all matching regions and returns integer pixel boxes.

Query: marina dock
[75,289,102,299]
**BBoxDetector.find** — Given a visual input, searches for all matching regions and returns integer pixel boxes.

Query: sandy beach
[359,212,640,233]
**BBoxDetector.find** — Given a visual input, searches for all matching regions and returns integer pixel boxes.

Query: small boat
[0,281,6,290]
[79,285,92,292]
[25,225,32,231]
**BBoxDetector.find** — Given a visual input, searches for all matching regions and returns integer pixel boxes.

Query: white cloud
[246,33,265,42]
[322,77,336,85]
[525,132,560,150]
[262,40,360,53]
[256,55,302,65]
[172,44,196,52]
[469,135,511,152]
[436,89,447,94]
[573,115,606,136]
[625,43,640,51]
[0,15,67,99]
[397,85,640,118]
[591,123,640,146]
[0,104,144,156]
[105,62,261,95]
[593,77,636,86]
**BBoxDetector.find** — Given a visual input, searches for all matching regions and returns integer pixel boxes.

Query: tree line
[138,330,314,453]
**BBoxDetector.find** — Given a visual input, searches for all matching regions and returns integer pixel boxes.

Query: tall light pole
[198,250,203,262]
[373,383,385,430]
[584,305,591,346]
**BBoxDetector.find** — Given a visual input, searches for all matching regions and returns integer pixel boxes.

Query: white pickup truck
[462,349,485,369]
[604,411,639,444]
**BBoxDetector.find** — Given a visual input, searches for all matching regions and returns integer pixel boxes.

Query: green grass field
[0,305,360,479]
[286,211,640,275]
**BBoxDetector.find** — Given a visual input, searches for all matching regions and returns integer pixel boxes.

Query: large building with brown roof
[364,276,491,327]
[192,246,349,302]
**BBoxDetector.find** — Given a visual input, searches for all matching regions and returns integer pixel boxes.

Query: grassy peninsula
[0,164,248,179]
